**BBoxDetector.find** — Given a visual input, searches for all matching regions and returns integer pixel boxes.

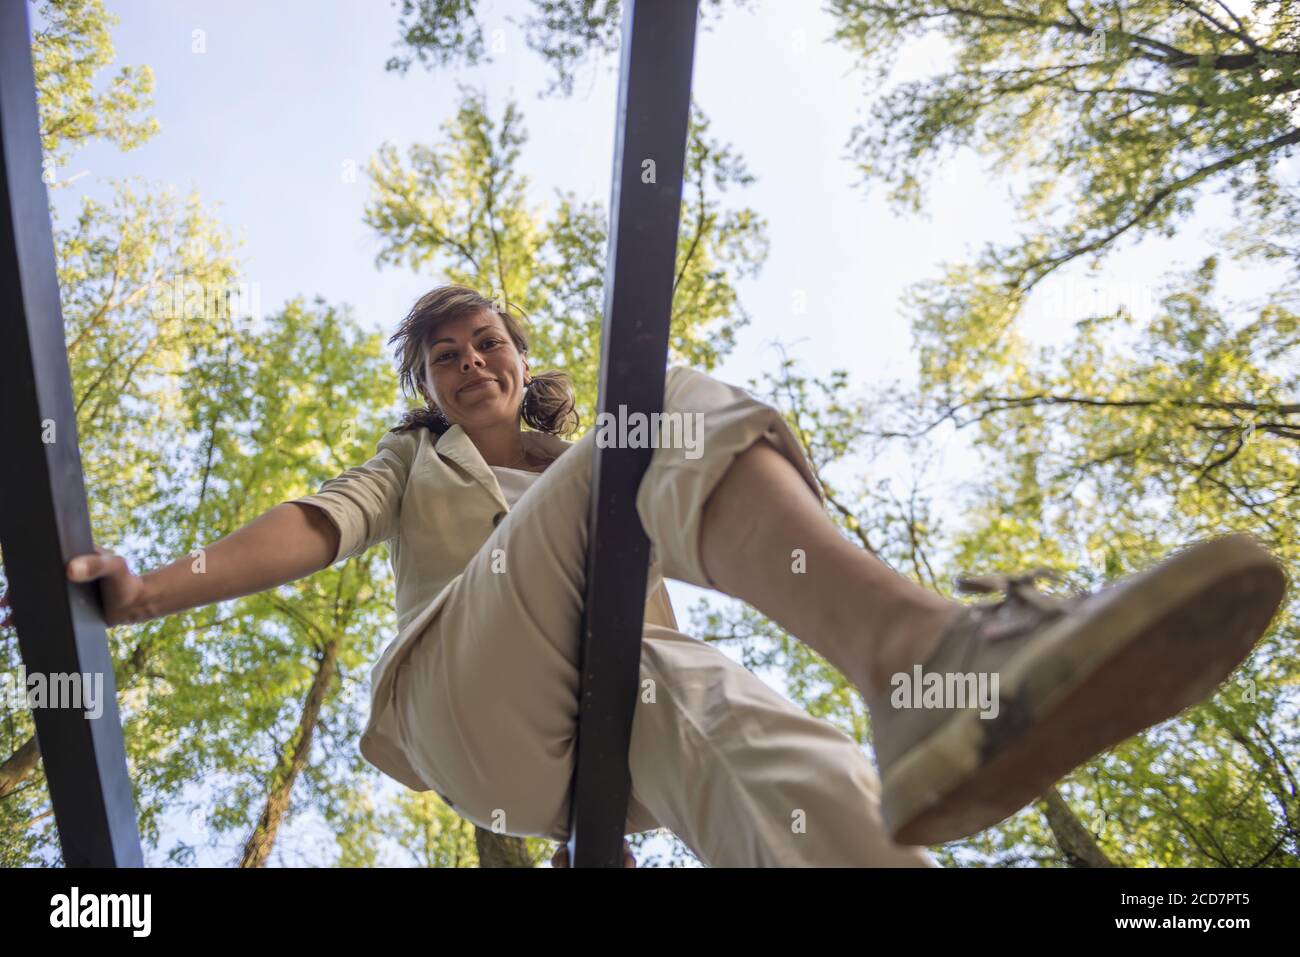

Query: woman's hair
[387,284,579,437]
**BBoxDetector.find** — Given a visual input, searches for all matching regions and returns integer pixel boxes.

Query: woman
[52,284,1287,867]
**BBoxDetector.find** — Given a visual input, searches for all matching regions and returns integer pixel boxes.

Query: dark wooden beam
[568,0,700,867]
[0,0,143,867]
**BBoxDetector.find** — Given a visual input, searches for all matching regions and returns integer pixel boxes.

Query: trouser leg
[629,624,938,866]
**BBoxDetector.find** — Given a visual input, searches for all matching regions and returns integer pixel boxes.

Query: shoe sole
[880,533,1288,846]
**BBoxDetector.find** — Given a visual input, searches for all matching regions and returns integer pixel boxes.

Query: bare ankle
[859,600,965,698]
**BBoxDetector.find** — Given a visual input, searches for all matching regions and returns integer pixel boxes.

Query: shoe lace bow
[952,568,1084,641]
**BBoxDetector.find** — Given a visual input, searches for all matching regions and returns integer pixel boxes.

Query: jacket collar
[434,424,575,511]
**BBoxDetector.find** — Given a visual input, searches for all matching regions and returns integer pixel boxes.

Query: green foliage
[31,0,158,176]
[386,0,758,97]
[831,1,1300,276]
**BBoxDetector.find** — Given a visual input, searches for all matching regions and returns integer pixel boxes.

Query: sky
[31,0,1294,866]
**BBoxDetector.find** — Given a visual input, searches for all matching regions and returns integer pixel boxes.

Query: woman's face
[420,309,529,430]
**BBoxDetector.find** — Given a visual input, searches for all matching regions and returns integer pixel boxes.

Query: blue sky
[34,0,1293,866]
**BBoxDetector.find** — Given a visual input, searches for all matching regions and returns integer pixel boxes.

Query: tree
[385,0,759,97]
[2,0,237,861]
[31,0,158,182]
[165,299,409,868]
[823,1,1300,398]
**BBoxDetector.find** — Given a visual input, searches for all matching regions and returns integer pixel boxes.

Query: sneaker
[863,532,1289,846]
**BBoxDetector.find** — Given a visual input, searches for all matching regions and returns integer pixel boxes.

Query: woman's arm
[53,428,415,627]
[65,502,340,625]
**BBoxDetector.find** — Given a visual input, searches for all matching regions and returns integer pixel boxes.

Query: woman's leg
[632,622,938,866]
[697,437,963,700]
[633,365,962,703]
[685,376,1285,848]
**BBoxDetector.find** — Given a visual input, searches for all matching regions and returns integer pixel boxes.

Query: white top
[489,465,545,508]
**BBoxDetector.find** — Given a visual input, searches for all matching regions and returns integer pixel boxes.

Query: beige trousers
[394,365,937,867]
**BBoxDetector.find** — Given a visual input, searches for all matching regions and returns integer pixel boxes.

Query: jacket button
[492,511,506,527]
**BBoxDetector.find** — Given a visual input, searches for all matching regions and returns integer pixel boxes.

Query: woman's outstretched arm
[61,502,340,626]
[16,429,417,630]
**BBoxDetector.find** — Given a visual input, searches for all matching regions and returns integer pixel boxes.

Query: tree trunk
[475,827,533,867]
[1039,786,1116,867]
[239,639,339,867]
[0,734,40,799]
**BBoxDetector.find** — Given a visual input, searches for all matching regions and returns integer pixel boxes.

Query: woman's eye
[434,338,501,363]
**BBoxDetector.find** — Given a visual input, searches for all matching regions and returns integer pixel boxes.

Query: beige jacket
[288,421,678,791]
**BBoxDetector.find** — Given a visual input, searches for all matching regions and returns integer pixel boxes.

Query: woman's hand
[2,546,149,629]
[65,546,152,626]
[550,839,636,868]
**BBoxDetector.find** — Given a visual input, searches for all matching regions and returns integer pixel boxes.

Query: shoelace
[954,568,1070,611]
[953,568,1085,641]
